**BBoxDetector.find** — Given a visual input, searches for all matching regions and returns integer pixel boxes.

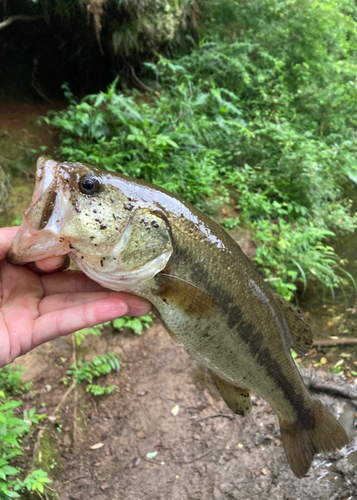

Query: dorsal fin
[274,293,313,355]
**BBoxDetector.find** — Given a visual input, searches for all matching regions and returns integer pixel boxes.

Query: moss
[35,429,63,480]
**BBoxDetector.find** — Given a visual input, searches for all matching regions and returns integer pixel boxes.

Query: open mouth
[39,190,57,230]
[6,157,72,265]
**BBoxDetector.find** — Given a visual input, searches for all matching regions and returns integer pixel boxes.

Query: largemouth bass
[7,157,349,478]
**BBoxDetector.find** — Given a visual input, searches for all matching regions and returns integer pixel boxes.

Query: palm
[0,227,150,367]
[0,260,44,366]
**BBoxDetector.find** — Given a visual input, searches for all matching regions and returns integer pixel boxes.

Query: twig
[54,383,76,414]
[193,413,235,423]
[73,386,78,445]
[63,475,89,484]
[0,15,42,30]
[45,486,61,500]
[31,58,54,104]
[72,335,78,445]
[72,333,77,366]
[313,338,357,347]
[36,490,44,500]
[178,449,213,464]
[126,62,155,94]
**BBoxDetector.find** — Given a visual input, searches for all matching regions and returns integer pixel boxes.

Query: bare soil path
[17,321,357,500]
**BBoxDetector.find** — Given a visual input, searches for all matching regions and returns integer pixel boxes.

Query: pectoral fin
[274,293,313,355]
[211,373,252,417]
[153,273,216,318]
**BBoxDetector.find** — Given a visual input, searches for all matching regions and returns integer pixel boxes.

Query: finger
[40,271,151,315]
[39,290,151,316]
[27,255,70,275]
[0,227,19,259]
[41,271,108,295]
[33,298,130,347]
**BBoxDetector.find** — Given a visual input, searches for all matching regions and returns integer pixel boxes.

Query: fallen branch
[313,337,357,347]
[301,368,357,402]
[306,379,357,401]
[0,15,42,30]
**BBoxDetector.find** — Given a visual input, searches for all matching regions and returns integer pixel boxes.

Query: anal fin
[211,373,252,417]
[274,293,313,355]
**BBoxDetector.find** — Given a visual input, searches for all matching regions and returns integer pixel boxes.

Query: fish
[7,157,349,478]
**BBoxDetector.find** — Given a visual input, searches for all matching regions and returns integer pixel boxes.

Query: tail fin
[279,398,349,478]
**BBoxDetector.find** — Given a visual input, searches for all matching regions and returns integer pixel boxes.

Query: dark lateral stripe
[169,242,311,425]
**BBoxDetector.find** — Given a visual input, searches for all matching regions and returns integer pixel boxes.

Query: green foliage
[67,354,120,396]
[290,349,300,369]
[48,0,357,299]
[75,323,106,346]
[0,367,51,499]
[113,315,153,335]
[45,81,221,208]
[22,470,52,495]
[0,366,32,396]
[221,217,240,230]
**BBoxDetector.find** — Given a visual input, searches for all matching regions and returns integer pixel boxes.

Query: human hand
[0,226,151,367]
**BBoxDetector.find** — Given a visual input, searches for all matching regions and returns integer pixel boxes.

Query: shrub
[47,0,357,299]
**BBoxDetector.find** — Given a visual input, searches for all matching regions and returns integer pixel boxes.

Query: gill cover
[7,157,174,293]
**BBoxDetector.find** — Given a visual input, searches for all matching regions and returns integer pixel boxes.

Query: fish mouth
[6,157,73,265]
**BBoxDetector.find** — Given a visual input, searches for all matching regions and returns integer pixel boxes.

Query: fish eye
[79,175,100,195]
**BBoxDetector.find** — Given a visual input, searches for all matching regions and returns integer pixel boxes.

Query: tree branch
[0,15,42,31]
[313,337,357,347]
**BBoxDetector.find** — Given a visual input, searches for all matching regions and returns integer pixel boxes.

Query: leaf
[146,451,158,459]
[113,318,126,329]
[171,405,180,416]
[0,401,22,411]
[90,443,104,450]
[1,466,19,476]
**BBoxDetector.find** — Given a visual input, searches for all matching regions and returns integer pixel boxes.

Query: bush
[0,366,51,499]
[47,0,357,300]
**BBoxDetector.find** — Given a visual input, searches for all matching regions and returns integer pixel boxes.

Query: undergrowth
[66,354,120,397]
[0,366,51,499]
[66,316,152,396]
[46,0,357,300]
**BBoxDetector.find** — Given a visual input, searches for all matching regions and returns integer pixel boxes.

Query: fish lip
[6,157,73,265]
[32,157,58,207]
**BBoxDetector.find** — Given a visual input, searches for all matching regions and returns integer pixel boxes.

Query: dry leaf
[171,404,179,416]
[90,443,104,450]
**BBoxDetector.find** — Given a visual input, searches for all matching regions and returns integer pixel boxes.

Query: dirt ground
[16,320,357,500]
